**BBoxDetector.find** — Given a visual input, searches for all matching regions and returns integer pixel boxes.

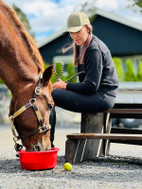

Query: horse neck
[0,44,43,94]
[0,1,44,94]
[0,58,40,96]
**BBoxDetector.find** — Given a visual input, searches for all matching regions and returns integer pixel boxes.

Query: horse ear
[42,65,53,85]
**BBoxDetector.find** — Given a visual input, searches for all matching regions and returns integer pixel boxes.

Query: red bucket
[18,147,60,170]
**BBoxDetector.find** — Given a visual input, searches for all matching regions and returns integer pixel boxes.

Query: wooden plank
[67,133,142,140]
[110,127,142,145]
[107,109,142,114]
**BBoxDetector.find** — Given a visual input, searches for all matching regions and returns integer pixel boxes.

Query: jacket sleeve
[77,64,85,82]
[66,49,103,95]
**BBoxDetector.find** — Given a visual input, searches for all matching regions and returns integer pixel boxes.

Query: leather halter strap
[9,74,51,146]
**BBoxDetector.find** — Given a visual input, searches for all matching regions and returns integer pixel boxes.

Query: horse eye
[48,103,53,110]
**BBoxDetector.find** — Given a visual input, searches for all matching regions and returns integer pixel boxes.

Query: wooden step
[67,133,142,140]
[106,109,142,114]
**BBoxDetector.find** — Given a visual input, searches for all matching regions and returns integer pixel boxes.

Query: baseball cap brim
[66,25,83,33]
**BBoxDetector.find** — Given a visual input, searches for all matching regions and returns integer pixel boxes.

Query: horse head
[9,65,54,152]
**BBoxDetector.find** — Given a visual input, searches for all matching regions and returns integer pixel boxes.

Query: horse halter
[9,74,51,151]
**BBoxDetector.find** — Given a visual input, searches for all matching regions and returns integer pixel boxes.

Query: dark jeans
[52,89,115,112]
[50,89,116,145]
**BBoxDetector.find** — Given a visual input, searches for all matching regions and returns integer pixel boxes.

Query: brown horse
[0,0,54,151]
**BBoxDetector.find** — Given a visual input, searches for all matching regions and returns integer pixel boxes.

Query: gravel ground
[1,123,142,189]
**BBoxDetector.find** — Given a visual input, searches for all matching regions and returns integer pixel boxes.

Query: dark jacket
[67,35,119,97]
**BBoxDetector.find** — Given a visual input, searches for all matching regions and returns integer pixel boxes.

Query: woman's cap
[65,12,90,33]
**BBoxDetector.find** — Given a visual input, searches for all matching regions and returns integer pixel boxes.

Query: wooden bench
[65,86,142,163]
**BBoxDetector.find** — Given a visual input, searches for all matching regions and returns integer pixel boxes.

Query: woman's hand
[53,79,67,90]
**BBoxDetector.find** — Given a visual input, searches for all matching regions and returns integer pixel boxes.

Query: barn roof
[37,7,142,48]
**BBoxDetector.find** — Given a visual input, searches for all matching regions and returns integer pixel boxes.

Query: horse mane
[0,0,44,73]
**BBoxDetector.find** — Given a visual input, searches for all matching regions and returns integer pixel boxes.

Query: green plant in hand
[66,61,77,83]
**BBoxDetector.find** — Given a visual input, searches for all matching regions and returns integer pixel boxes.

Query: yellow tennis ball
[64,162,72,171]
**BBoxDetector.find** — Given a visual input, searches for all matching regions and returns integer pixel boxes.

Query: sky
[4,0,142,42]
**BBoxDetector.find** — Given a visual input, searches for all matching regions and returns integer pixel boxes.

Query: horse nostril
[34,145,41,151]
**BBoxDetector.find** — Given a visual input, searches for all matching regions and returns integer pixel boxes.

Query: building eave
[37,7,142,49]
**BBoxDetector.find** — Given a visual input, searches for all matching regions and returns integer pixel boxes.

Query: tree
[12,4,35,39]
[130,0,142,8]
[113,57,124,81]
[127,0,142,11]
[124,59,136,81]
[137,60,142,81]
